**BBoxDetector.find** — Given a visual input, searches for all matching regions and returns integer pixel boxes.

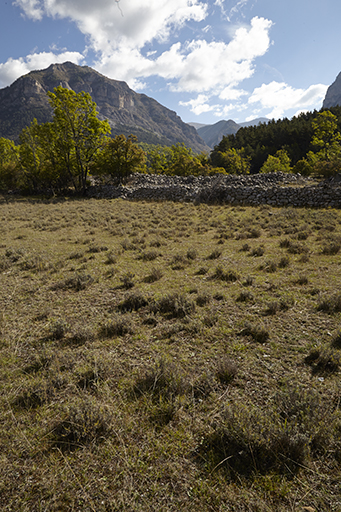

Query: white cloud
[14,0,208,52]
[13,0,272,100]
[179,94,217,115]
[248,81,328,119]
[0,52,84,88]
[219,85,247,101]
[94,16,272,97]
[13,0,44,21]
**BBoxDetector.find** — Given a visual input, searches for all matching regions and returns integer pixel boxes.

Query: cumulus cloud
[0,51,84,88]
[96,16,272,96]
[179,94,218,115]
[248,81,328,119]
[14,0,208,52]
[12,0,272,99]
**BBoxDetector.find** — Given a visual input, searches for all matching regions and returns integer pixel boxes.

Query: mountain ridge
[193,117,269,148]
[0,62,209,153]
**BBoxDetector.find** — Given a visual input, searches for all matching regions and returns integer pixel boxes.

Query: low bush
[49,399,112,451]
[152,293,195,318]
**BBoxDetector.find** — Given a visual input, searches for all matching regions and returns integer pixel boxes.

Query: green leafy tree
[19,119,48,191]
[311,110,341,160]
[310,110,341,176]
[260,149,291,173]
[93,134,146,182]
[210,147,250,174]
[47,86,111,193]
[0,137,20,190]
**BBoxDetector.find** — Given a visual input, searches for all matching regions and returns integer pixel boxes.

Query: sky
[0,0,340,125]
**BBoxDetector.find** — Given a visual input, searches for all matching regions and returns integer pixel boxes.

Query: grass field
[0,195,341,511]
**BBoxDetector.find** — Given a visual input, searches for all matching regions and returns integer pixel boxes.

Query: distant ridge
[0,61,209,152]
[194,117,269,148]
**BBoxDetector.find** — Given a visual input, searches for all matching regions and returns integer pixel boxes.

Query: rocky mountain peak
[0,62,208,152]
[323,72,341,109]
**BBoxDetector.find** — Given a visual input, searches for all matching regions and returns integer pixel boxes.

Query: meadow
[0,195,341,511]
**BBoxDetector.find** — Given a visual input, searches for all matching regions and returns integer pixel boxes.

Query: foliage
[47,86,111,193]
[211,106,341,173]
[209,147,251,174]
[260,149,291,173]
[0,137,20,189]
[144,143,212,176]
[93,134,146,182]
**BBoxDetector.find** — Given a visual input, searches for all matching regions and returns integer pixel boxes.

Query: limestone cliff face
[0,62,208,152]
[323,72,341,109]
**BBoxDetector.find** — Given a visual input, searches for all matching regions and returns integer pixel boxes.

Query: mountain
[197,120,240,148]
[0,62,209,153]
[195,117,268,148]
[323,72,341,109]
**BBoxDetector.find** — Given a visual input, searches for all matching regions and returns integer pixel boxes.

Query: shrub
[196,292,211,307]
[304,348,340,375]
[99,315,135,338]
[137,250,159,261]
[216,357,238,385]
[49,319,69,340]
[332,330,341,348]
[143,267,163,283]
[152,293,195,318]
[211,266,238,282]
[49,399,112,450]
[119,271,135,289]
[206,249,222,260]
[52,272,94,291]
[240,322,269,343]
[250,246,264,257]
[12,379,51,409]
[317,293,341,314]
[118,291,149,312]
[201,405,307,478]
[321,242,341,255]
[186,248,198,260]
[236,290,254,302]
[132,358,188,400]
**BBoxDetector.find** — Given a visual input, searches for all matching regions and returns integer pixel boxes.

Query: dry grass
[1,195,341,511]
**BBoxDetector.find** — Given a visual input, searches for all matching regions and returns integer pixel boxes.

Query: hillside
[0,62,209,153]
[197,118,268,148]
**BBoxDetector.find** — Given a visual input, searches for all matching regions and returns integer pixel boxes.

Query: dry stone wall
[88,172,341,208]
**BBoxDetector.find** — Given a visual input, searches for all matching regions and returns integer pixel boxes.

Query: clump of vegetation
[215,357,238,385]
[52,272,94,291]
[99,314,135,338]
[118,291,150,312]
[132,358,188,400]
[152,293,195,318]
[304,348,340,374]
[211,265,238,282]
[317,292,341,313]
[240,322,269,343]
[49,399,112,450]
[143,267,163,283]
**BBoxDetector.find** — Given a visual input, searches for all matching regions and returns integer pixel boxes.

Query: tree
[93,134,146,182]
[0,137,19,190]
[260,149,291,173]
[311,110,341,161]
[209,147,250,174]
[19,119,47,191]
[47,86,111,193]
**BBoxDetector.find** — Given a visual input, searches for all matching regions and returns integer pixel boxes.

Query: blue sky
[0,0,340,125]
